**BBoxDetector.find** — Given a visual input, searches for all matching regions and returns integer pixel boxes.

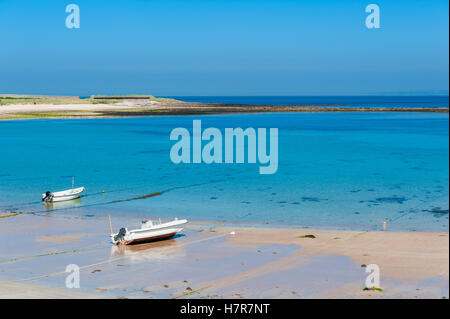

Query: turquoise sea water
[0,112,448,231]
[170,96,449,108]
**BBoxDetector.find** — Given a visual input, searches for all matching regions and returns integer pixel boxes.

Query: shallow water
[0,112,448,231]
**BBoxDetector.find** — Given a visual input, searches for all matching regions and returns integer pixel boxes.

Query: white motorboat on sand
[110,218,188,245]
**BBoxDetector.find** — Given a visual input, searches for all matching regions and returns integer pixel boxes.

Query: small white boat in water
[42,187,85,203]
[110,218,188,245]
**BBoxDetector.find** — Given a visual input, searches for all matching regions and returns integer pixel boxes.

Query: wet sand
[0,213,448,299]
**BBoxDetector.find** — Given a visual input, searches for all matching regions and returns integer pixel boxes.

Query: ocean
[169,96,449,108]
[0,111,448,231]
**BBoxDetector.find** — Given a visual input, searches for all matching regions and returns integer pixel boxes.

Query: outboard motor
[114,227,127,242]
[42,191,54,202]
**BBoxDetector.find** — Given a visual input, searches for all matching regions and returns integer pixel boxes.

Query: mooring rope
[387,194,449,224]
[18,179,226,216]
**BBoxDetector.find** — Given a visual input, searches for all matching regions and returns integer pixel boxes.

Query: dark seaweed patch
[372,197,407,204]
[301,197,325,202]
[424,207,449,215]
[114,191,165,202]
[297,234,316,239]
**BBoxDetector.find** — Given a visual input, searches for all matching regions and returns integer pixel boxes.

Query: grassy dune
[0,95,179,106]
[0,96,90,105]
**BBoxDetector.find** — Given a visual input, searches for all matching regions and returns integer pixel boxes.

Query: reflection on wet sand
[42,198,83,210]
[110,235,186,262]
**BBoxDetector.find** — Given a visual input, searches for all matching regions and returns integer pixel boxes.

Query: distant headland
[0,94,448,120]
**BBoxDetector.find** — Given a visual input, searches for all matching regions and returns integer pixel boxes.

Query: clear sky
[0,0,448,96]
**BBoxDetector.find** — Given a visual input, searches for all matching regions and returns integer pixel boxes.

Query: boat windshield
[141,220,153,229]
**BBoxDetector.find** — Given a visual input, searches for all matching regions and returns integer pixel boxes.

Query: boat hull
[119,231,179,245]
[51,193,83,202]
[42,187,85,203]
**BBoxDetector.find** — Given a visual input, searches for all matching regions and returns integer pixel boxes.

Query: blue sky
[0,0,448,96]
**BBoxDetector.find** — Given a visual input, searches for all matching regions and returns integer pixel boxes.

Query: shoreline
[1,204,444,233]
[0,212,448,298]
[1,100,448,120]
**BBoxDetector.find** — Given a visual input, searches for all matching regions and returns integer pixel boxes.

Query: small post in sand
[108,215,113,235]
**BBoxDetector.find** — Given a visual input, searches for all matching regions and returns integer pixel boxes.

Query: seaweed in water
[113,191,165,202]
[424,207,449,215]
[373,197,407,204]
[301,197,324,203]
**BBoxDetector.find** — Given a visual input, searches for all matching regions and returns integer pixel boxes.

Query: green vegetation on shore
[0,95,179,106]
[0,96,90,106]
[91,95,179,103]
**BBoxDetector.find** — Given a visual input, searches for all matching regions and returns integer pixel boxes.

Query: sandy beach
[1,0,448,309]
[0,212,447,299]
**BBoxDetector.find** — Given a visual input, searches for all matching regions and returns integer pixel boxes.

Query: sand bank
[0,281,101,299]
[0,213,447,299]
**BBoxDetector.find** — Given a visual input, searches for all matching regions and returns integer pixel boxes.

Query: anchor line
[4,233,228,283]
[19,180,227,215]
[387,194,449,224]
